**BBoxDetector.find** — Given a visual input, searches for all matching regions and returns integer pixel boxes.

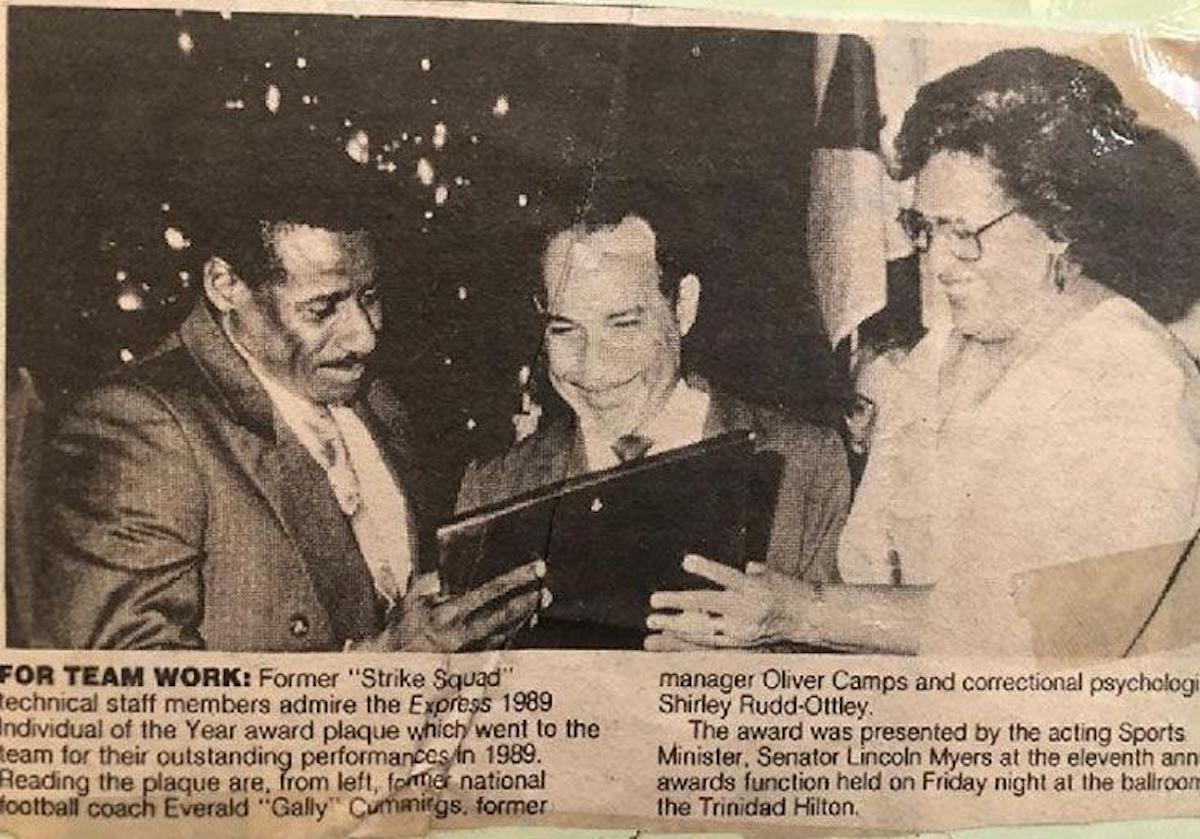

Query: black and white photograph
[6,3,1199,657]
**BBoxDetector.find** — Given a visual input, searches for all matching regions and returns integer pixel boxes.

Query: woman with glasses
[646,47,1200,656]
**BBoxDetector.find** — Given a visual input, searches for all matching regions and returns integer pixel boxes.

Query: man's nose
[337,300,379,357]
[577,332,620,385]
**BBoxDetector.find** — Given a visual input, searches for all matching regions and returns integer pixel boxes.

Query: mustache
[321,355,370,370]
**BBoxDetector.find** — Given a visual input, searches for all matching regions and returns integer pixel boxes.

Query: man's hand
[352,560,547,652]
[644,555,794,649]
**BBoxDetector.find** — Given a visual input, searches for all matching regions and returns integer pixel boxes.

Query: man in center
[456,212,850,647]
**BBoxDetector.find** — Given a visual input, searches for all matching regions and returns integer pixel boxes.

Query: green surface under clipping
[558,0,1200,34]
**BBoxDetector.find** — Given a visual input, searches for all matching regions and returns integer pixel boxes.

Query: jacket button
[289,615,310,637]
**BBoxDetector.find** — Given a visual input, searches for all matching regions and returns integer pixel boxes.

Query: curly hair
[895,47,1200,322]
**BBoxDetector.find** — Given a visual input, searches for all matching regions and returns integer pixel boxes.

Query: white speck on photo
[416,157,435,186]
[344,129,370,165]
[163,227,191,250]
[116,291,143,312]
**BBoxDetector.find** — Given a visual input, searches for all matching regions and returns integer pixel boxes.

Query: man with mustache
[456,213,850,647]
[39,187,544,651]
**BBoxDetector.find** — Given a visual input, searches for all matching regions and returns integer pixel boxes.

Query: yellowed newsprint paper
[2,0,1198,836]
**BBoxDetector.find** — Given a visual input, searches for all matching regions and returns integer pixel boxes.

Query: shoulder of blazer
[707,387,841,454]
[459,413,577,510]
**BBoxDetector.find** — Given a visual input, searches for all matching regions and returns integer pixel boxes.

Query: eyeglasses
[897,207,1018,262]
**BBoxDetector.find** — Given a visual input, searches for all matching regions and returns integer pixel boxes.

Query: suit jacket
[457,382,850,582]
[39,302,439,651]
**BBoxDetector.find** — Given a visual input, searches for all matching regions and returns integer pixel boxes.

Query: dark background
[7,7,846,473]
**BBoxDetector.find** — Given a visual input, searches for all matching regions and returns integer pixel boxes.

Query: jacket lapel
[262,424,379,644]
[700,384,784,569]
[703,397,730,439]
[178,303,276,438]
[358,378,422,498]
[179,303,379,645]
[698,377,760,441]
[538,413,587,484]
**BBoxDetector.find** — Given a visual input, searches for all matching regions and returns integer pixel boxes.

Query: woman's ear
[675,273,701,337]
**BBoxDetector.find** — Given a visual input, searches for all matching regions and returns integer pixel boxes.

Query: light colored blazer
[39,302,430,651]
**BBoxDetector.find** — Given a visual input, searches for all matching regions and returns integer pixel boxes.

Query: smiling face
[542,218,686,438]
[227,222,382,404]
[914,151,1064,342]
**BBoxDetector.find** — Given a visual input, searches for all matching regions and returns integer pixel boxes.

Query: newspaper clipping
[3,0,1199,836]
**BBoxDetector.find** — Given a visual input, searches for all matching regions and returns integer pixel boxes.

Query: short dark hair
[895,47,1200,322]
[537,189,692,305]
[192,138,395,289]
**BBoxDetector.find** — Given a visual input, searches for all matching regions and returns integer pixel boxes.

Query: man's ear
[675,273,701,337]
[203,256,250,313]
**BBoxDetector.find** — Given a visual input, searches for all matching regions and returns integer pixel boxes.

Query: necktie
[612,433,654,463]
[307,409,362,516]
[305,408,402,601]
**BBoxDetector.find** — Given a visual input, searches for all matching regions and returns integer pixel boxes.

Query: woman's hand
[644,555,799,649]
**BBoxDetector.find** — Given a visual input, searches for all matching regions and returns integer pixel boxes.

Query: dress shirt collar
[224,326,334,460]
[578,378,711,471]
